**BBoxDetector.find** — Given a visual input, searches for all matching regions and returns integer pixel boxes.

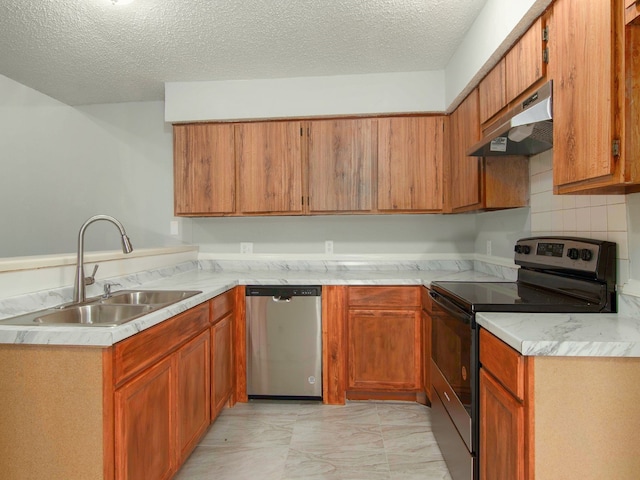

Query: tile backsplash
[529,150,629,286]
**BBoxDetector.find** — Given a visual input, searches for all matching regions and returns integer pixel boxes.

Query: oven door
[430,290,477,452]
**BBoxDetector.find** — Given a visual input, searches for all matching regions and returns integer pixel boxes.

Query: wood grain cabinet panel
[211,312,234,420]
[447,89,482,212]
[307,118,375,213]
[479,59,506,124]
[173,123,235,216]
[550,0,640,193]
[236,120,303,214]
[377,116,445,212]
[480,368,526,480]
[115,355,175,480]
[421,287,432,403]
[505,17,545,104]
[176,330,211,465]
[348,309,421,390]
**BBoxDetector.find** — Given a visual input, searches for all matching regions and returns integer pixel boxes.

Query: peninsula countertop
[476,312,640,357]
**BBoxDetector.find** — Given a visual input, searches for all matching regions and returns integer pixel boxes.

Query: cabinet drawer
[348,286,420,308]
[113,303,209,386]
[211,288,235,323]
[479,328,525,400]
[626,0,640,24]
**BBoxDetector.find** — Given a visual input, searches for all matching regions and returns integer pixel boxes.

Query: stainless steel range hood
[467,80,553,157]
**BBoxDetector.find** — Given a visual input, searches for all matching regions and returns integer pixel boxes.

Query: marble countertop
[0,266,501,347]
[4,261,640,357]
[477,312,640,357]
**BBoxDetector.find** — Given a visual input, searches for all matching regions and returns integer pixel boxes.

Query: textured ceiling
[0,0,487,106]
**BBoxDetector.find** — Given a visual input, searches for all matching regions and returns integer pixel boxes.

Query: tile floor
[175,400,453,480]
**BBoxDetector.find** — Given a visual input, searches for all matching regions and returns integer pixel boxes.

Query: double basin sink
[0,290,202,327]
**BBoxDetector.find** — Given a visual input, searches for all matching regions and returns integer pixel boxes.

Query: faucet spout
[73,215,133,304]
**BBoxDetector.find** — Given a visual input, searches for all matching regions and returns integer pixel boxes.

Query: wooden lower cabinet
[421,287,432,403]
[345,286,423,400]
[211,312,233,419]
[113,305,211,479]
[479,327,640,480]
[177,330,211,464]
[348,308,421,391]
[115,355,175,480]
[479,368,525,480]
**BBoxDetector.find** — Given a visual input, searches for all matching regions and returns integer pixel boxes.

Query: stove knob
[514,245,523,254]
[580,248,593,261]
[567,248,580,260]
[522,245,531,254]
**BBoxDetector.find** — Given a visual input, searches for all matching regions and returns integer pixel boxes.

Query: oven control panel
[514,236,614,274]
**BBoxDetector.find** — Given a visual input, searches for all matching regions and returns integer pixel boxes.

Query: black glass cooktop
[431,281,602,313]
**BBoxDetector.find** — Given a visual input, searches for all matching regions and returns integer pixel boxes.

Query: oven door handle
[429,290,473,325]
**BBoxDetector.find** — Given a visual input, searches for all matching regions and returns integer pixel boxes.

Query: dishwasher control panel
[245,285,322,297]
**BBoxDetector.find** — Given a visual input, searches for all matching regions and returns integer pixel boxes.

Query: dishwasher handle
[272,295,292,302]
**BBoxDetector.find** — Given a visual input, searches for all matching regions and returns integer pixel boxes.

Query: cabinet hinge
[613,139,621,157]
[542,26,549,42]
[543,47,549,64]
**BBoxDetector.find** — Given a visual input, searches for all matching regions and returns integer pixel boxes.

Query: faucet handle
[85,264,99,286]
[103,283,112,298]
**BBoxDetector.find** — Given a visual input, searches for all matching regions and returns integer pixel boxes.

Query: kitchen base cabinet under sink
[0,292,237,480]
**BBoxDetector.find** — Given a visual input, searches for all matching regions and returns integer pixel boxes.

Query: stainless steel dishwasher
[246,285,322,400]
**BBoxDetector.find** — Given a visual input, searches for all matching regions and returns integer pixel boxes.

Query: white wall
[165,71,445,123]
[0,74,182,257]
[190,214,477,257]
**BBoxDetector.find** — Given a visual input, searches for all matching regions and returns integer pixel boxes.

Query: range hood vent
[467,80,553,157]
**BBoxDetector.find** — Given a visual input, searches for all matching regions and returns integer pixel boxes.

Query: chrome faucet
[73,215,133,304]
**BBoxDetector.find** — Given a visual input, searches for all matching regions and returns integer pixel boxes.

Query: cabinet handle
[444,391,451,402]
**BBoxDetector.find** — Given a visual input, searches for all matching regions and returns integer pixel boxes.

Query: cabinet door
[236,121,303,214]
[479,368,525,480]
[115,356,175,480]
[505,17,545,104]
[173,123,235,215]
[479,59,506,124]
[348,309,421,390]
[378,116,445,212]
[307,118,375,212]
[549,0,616,187]
[448,90,482,212]
[176,330,211,464]
[212,312,233,419]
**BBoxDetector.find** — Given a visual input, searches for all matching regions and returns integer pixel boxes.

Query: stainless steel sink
[99,290,201,306]
[0,289,202,327]
[34,304,155,326]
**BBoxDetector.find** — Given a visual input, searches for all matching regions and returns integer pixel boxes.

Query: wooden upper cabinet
[173,123,235,216]
[479,59,506,124]
[505,17,546,104]
[377,116,445,212]
[307,118,375,213]
[447,89,482,212]
[550,0,640,193]
[236,121,303,214]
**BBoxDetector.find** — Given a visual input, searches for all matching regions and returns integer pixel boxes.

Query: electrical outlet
[486,240,492,256]
[170,220,179,236]
[240,242,253,254]
[325,240,334,254]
